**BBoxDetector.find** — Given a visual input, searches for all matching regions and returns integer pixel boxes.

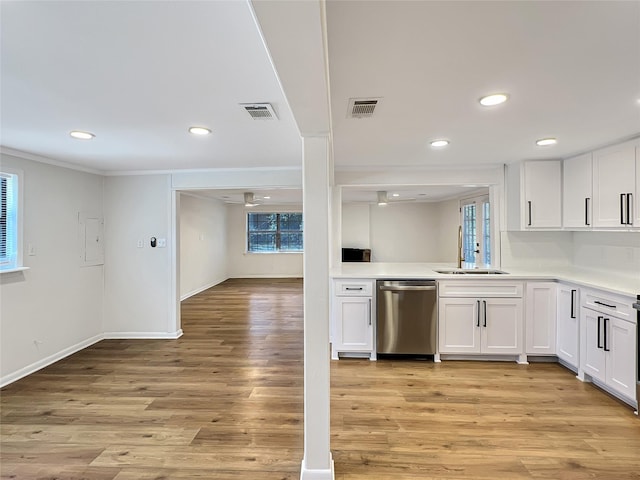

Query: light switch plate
[137,239,144,248]
[27,243,36,256]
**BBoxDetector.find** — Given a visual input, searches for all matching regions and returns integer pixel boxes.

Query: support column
[300,135,334,480]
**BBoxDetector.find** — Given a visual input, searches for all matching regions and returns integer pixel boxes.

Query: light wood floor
[2,278,639,479]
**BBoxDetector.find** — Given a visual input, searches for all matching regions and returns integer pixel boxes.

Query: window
[460,195,490,266]
[0,171,19,271]
[247,212,303,253]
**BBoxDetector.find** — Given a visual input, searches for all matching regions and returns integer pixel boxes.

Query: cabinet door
[593,144,636,228]
[580,307,606,382]
[635,146,640,227]
[482,298,523,354]
[556,286,579,367]
[334,297,373,352]
[524,161,562,228]
[525,283,557,355]
[606,316,637,401]
[438,298,481,353]
[563,154,593,229]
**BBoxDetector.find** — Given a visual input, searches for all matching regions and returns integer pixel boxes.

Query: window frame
[0,167,24,273]
[460,194,490,267]
[245,210,303,254]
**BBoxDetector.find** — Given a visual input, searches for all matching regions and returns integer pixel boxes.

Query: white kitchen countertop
[331,262,640,298]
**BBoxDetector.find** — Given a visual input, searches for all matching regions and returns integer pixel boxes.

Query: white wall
[572,231,640,277]
[103,174,177,337]
[179,193,228,299]
[369,202,440,262]
[342,200,461,263]
[500,231,574,268]
[341,204,370,249]
[226,204,303,277]
[0,154,104,385]
[435,199,461,265]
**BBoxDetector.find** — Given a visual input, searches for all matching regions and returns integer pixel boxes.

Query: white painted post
[300,135,334,480]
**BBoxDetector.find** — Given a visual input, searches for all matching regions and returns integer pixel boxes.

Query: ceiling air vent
[240,103,278,120]
[347,97,381,118]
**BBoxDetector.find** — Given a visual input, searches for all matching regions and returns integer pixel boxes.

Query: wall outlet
[158,238,167,248]
[137,239,144,248]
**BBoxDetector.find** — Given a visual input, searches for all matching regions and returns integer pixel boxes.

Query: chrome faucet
[457,225,464,269]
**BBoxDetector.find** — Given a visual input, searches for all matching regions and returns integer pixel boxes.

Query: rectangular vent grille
[348,98,380,118]
[240,103,278,120]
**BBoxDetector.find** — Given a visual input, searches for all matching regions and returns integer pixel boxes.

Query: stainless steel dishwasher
[376,280,437,355]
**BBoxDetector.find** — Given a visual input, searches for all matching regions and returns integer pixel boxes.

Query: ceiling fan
[243,192,262,207]
[376,191,417,205]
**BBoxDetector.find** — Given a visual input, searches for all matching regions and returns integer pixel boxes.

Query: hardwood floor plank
[3,277,640,479]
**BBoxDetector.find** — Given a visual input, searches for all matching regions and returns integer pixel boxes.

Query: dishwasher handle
[378,285,436,292]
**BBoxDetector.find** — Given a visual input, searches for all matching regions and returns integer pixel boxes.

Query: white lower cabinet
[438,281,524,357]
[525,282,557,355]
[331,279,374,360]
[580,289,637,404]
[556,285,579,368]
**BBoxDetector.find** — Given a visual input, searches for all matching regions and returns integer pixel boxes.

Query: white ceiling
[0,1,302,171]
[326,1,640,167]
[187,185,486,205]
[1,1,639,173]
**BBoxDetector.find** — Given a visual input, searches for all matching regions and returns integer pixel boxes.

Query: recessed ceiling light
[392,193,400,197]
[430,139,449,147]
[188,126,211,135]
[69,130,95,140]
[536,137,557,146]
[263,196,271,199]
[479,93,509,106]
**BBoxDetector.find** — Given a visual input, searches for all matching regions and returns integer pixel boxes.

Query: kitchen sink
[435,269,509,275]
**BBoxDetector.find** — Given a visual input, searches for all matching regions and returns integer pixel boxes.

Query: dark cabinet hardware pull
[482,300,487,327]
[527,201,532,226]
[603,318,610,352]
[597,316,603,349]
[626,193,633,225]
[620,193,625,225]
[368,298,372,325]
[570,289,576,319]
[594,300,615,309]
[345,287,363,291]
[585,198,590,226]
[476,300,480,327]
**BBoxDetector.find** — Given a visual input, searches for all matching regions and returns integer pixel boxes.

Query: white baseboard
[0,333,104,388]
[229,274,303,279]
[180,278,228,301]
[104,329,183,340]
[1,330,184,388]
[300,455,334,480]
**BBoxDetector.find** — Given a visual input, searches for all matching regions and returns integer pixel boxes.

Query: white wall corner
[300,455,335,480]
[180,278,228,301]
[0,334,104,388]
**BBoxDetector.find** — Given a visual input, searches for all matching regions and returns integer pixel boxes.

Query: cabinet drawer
[582,289,636,321]
[334,279,374,296]
[438,280,523,298]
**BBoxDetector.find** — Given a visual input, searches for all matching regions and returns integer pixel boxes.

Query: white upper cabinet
[523,161,562,228]
[592,141,637,228]
[563,153,593,229]
[506,160,562,230]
